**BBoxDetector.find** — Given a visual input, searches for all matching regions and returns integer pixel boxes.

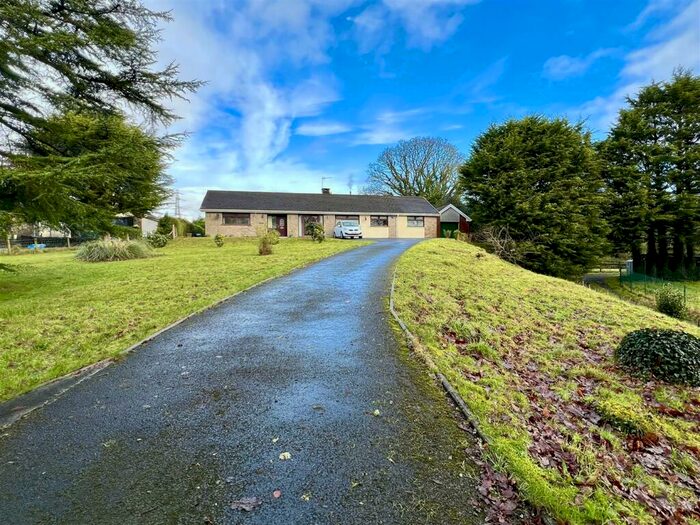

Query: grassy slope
[394,239,700,524]
[0,237,368,401]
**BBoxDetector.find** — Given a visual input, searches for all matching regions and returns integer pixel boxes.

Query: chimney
[321,188,331,194]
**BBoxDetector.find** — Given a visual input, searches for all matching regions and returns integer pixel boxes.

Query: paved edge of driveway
[0,242,371,429]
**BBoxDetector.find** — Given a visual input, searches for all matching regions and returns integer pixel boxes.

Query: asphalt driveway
[0,240,484,524]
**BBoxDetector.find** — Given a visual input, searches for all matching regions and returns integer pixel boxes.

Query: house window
[407,216,424,227]
[301,215,322,235]
[370,215,388,227]
[222,213,250,226]
[336,215,359,223]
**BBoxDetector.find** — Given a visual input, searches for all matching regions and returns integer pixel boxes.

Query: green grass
[0,237,368,401]
[592,275,700,323]
[393,239,700,524]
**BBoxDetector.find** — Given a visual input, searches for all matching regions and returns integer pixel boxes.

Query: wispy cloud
[573,0,700,132]
[352,107,429,145]
[543,49,616,81]
[351,0,480,53]
[296,120,353,136]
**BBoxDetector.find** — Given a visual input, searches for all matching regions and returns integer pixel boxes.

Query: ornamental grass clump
[615,328,700,386]
[76,238,153,262]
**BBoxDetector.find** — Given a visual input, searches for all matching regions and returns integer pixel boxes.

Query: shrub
[655,284,686,319]
[454,231,469,242]
[110,224,140,240]
[267,229,280,245]
[145,232,168,248]
[442,229,453,238]
[258,232,274,255]
[615,328,700,386]
[305,222,325,243]
[214,234,224,248]
[76,239,153,262]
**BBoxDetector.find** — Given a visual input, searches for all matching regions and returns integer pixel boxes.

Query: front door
[271,215,287,237]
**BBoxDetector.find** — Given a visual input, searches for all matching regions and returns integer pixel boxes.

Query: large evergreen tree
[461,116,608,278]
[600,70,700,277]
[0,0,200,229]
[1,111,174,231]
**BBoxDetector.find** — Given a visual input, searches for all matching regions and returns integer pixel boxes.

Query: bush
[145,232,168,248]
[305,222,325,243]
[110,224,141,240]
[76,239,153,262]
[454,231,469,242]
[267,229,280,245]
[615,328,700,386]
[442,229,453,238]
[191,218,205,236]
[258,232,274,255]
[656,284,687,319]
[214,234,224,248]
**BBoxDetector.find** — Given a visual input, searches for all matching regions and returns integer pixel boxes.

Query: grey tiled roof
[200,191,439,215]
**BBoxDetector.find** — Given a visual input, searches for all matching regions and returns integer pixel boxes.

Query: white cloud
[296,121,353,136]
[351,0,480,52]
[543,49,615,80]
[352,107,428,145]
[573,0,700,132]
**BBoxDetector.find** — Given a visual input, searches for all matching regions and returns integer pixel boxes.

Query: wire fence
[0,236,92,254]
[619,270,698,311]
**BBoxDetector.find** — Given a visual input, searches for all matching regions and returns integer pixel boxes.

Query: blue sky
[147,0,700,217]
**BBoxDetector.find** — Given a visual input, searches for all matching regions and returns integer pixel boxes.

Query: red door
[272,215,287,237]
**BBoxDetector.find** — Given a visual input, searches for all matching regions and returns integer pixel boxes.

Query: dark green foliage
[655,285,687,319]
[0,0,200,137]
[157,215,192,237]
[191,218,205,236]
[1,111,172,231]
[109,225,140,240]
[145,232,168,248]
[305,222,325,243]
[213,234,224,248]
[600,70,700,278]
[0,264,16,273]
[76,239,152,262]
[461,116,609,278]
[0,0,199,231]
[615,328,700,386]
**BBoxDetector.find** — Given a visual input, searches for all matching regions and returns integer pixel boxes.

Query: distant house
[200,189,440,239]
[438,204,471,237]
[114,213,159,236]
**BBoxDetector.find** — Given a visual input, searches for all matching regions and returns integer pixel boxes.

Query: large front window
[222,213,250,226]
[336,215,359,223]
[301,214,322,233]
[370,216,388,227]
[407,216,424,227]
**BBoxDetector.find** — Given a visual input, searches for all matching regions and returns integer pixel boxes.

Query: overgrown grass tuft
[76,238,153,262]
[393,239,700,524]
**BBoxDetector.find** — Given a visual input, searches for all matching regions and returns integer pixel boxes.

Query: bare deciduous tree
[364,137,462,206]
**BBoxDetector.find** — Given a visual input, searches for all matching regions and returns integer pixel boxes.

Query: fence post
[5,234,10,255]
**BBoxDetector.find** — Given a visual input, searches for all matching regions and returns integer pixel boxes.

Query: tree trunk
[657,223,669,277]
[671,231,684,274]
[646,225,657,277]
[631,244,642,273]
[5,234,11,255]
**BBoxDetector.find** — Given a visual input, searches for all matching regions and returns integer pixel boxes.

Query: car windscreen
[341,221,358,226]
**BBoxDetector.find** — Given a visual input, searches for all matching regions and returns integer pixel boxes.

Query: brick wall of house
[205,212,267,237]
[424,216,439,238]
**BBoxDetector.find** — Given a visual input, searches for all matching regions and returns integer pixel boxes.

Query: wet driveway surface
[0,240,483,524]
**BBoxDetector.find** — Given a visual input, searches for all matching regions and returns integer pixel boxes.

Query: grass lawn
[591,275,700,325]
[0,237,368,401]
[393,239,700,524]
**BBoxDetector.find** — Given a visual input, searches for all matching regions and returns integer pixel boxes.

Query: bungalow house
[438,204,471,237]
[200,189,440,239]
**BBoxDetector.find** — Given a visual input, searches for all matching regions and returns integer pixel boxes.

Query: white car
[333,220,363,239]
